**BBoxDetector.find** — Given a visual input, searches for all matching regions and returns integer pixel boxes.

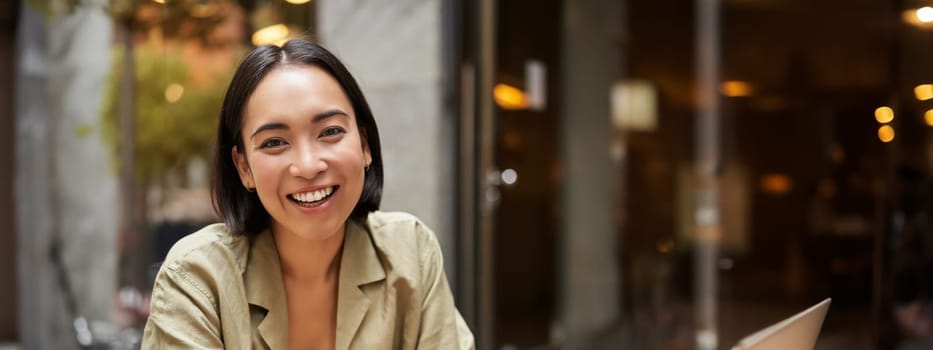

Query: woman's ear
[362,140,372,169]
[232,146,254,189]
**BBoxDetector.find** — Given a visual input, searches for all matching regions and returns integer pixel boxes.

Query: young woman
[142,39,474,349]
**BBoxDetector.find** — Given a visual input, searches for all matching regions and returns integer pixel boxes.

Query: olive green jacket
[142,211,474,349]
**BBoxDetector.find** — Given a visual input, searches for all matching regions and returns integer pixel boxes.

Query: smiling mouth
[288,186,338,207]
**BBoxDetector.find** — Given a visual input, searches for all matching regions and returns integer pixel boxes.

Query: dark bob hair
[212,39,383,236]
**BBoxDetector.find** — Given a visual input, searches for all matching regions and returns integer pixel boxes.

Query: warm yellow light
[925,109,933,126]
[493,83,529,110]
[285,0,311,4]
[252,24,289,46]
[903,8,933,27]
[720,80,754,97]
[164,83,184,103]
[759,174,792,195]
[916,84,933,101]
[918,6,933,22]
[152,0,164,4]
[878,125,895,142]
[875,106,894,124]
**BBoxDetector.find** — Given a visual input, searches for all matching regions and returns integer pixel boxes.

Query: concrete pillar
[317,0,455,272]
[559,0,623,345]
[16,2,116,348]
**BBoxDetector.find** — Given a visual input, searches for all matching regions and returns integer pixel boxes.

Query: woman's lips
[288,185,338,207]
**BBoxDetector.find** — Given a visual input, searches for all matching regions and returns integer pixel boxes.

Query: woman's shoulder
[365,211,439,247]
[361,212,452,305]
[160,223,250,277]
[364,211,425,230]
[363,211,443,264]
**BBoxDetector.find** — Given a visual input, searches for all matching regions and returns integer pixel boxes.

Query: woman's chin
[274,218,346,243]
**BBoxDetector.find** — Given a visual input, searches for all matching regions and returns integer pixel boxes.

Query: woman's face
[233,64,371,242]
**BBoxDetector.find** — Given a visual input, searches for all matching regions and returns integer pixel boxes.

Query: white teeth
[292,186,334,203]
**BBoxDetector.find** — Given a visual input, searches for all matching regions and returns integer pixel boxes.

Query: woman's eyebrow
[250,110,348,139]
[250,122,288,139]
[313,109,349,123]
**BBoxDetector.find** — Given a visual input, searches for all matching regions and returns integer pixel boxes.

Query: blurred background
[3,0,933,349]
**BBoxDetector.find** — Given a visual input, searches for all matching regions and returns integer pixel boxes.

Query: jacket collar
[244,229,288,349]
[336,218,386,350]
[244,219,386,350]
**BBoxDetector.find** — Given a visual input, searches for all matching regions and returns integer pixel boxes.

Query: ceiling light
[493,83,529,110]
[874,106,894,124]
[916,84,933,100]
[878,125,895,143]
[918,6,933,22]
[720,80,754,97]
[252,24,289,46]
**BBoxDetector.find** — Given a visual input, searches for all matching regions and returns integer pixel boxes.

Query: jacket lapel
[335,219,386,350]
[245,230,289,350]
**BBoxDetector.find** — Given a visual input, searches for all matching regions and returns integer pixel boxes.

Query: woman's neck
[271,224,346,283]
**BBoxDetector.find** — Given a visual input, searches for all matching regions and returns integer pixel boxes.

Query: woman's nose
[289,144,327,179]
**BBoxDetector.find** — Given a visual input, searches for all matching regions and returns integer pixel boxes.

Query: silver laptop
[731,298,832,350]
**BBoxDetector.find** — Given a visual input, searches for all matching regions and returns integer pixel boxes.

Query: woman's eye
[260,139,286,148]
[320,127,346,138]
